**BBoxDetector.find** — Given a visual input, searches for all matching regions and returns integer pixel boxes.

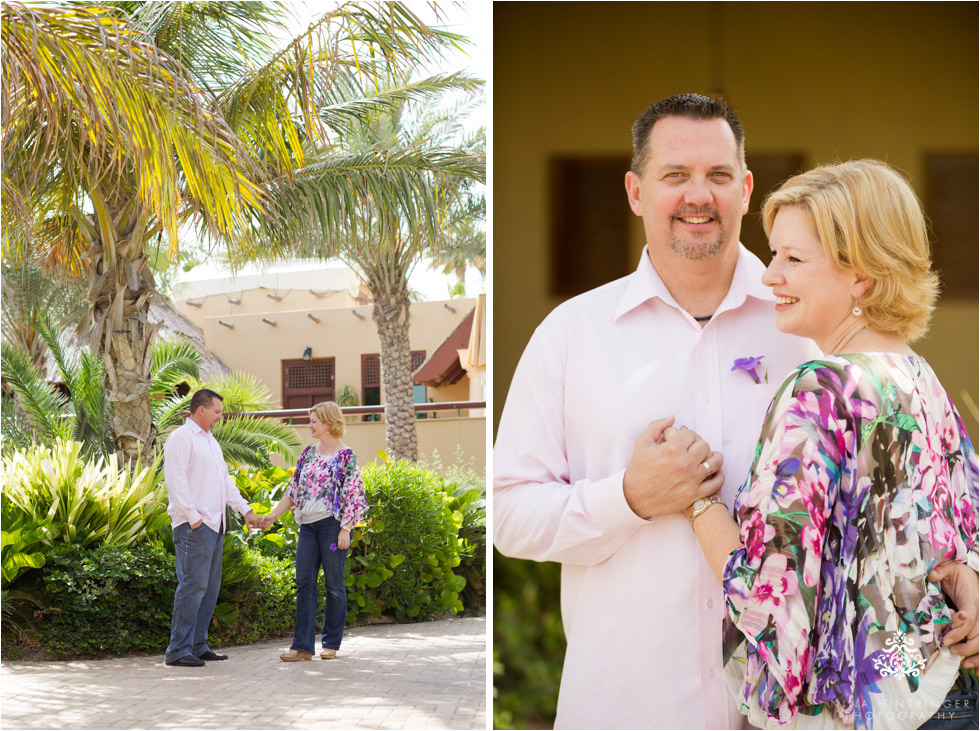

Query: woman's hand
[337,528,351,550]
[929,561,979,669]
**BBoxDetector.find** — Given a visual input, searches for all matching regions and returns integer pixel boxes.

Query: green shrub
[34,541,295,658]
[349,459,465,622]
[1,439,168,588]
[211,535,294,644]
[493,551,565,729]
[237,458,480,623]
[38,544,176,657]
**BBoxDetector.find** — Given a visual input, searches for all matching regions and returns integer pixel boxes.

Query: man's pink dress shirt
[164,419,253,531]
[493,246,820,729]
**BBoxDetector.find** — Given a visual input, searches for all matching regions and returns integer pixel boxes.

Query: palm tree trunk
[369,276,418,462]
[81,201,160,464]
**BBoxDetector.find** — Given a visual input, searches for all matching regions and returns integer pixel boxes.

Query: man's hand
[243,511,261,530]
[623,416,724,520]
[928,561,979,669]
[190,520,202,530]
[256,515,274,530]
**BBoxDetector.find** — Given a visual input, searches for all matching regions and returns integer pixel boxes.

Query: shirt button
[703,393,710,403]
[706,598,714,609]
[707,668,715,679]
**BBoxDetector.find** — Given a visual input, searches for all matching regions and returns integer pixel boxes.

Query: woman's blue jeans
[291,517,347,654]
[919,672,979,729]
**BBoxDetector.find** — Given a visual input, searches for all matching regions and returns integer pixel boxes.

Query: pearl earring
[852,304,862,317]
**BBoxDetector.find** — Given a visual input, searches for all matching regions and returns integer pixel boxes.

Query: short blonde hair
[310,401,344,438]
[762,160,939,342]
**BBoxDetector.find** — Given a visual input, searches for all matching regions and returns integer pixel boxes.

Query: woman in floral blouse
[261,401,368,661]
[686,160,978,729]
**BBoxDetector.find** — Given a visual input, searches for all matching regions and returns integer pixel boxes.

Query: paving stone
[1,617,486,731]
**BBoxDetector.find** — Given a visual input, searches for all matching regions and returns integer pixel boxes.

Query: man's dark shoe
[197,650,228,661]
[166,655,205,667]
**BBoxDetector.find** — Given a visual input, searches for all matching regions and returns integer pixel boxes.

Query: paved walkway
[1,617,485,730]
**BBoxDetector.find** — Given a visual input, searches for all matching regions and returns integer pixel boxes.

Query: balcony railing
[223,401,486,420]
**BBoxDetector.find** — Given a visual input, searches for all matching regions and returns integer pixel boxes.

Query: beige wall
[276,416,486,475]
[494,1,979,439]
[201,298,476,406]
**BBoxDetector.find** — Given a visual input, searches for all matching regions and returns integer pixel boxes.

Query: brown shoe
[319,648,337,660]
[280,649,313,662]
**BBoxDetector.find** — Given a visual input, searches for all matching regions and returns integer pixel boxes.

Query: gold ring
[701,461,712,474]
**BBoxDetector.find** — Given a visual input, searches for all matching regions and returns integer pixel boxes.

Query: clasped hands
[623,415,723,520]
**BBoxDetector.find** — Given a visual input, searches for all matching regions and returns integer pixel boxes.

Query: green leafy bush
[350,460,466,622]
[38,544,176,657]
[1,439,168,588]
[493,551,565,729]
[211,535,294,643]
[34,542,295,658]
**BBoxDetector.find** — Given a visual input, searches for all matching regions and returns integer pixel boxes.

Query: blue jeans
[920,672,979,730]
[166,522,223,663]
[292,517,347,654]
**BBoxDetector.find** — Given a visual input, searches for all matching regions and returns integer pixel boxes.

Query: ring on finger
[701,460,713,475]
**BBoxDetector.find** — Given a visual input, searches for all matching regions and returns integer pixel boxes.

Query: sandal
[319,648,337,660]
[280,649,313,662]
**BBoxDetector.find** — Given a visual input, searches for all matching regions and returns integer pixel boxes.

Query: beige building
[173,260,485,470]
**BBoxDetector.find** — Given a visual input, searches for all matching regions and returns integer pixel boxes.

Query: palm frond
[210,415,301,468]
[1,3,266,252]
[0,342,73,445]
[150,337,203,402]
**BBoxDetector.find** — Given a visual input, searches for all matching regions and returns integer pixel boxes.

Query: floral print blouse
[287,445,368,527]
[722,354,978,729]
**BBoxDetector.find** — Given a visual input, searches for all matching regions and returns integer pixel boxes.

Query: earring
[852,304,862,317]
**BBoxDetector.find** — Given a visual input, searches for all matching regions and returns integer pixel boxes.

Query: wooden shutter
[281,358,335,422]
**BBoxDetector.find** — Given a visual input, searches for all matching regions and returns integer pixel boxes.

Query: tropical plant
[1,439,168,559]
[1,323,300,468]
[1,1,472,463]
[1,261,87,376]
[1,311,114,458]
[270,82,486,460]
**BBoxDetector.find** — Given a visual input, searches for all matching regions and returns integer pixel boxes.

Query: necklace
[839,328,887,352]
[693,314,712,322]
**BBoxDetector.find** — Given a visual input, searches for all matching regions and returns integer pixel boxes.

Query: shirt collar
[614,244,773,321]
[186,418,207,436]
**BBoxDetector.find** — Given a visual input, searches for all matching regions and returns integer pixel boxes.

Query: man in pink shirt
[164,389,260,667]
[493,95,820,728]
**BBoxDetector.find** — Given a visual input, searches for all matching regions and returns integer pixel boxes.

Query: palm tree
[259,83,485,460]
[1,321,300,468]
[1,1,469,463]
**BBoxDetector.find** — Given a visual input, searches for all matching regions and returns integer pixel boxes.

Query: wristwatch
[689,496,724,526]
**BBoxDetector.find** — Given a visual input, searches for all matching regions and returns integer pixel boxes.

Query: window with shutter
[281,358,335,423]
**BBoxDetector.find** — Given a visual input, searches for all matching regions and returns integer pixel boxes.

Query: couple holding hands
[164,395,367,667]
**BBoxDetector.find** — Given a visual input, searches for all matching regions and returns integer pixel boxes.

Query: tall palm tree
[1,1,469,463]
[259,84,485,460]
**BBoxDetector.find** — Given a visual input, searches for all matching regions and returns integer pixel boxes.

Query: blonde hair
[762,159,939,342]
[310,401,344,438]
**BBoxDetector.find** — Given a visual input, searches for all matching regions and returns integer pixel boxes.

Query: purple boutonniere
[732,355,768,384]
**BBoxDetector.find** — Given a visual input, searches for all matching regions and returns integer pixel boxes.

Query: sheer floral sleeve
[336,449,368,527]
[722,355,979,729]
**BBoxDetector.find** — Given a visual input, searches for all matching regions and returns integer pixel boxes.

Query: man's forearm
[493,472,646,566]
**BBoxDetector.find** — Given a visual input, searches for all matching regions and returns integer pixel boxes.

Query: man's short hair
[189,389,223,415]
[631,93,745,174]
